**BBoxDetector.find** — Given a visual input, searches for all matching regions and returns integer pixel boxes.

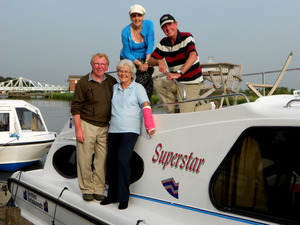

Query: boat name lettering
[152,143,205,174]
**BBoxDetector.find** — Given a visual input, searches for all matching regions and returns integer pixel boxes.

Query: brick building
[68,75,82,92]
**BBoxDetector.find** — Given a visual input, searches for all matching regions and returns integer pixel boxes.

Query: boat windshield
[0,113,9,132]
[16,107,46,131]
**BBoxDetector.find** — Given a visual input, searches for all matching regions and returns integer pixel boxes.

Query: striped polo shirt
[151,30,202,82]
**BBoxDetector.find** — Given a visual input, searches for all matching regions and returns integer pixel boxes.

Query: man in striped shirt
[149,14,215,113]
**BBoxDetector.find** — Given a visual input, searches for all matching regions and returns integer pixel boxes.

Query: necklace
[135,30,141,38]
[131,25,143,40]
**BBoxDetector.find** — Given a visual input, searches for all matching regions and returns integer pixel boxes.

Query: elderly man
[149,14,217,113]
[71,53,117,201]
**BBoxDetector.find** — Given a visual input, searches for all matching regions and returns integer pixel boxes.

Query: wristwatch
[177,70,182,75]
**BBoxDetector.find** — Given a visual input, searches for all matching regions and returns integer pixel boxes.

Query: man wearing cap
[148,14,216,113]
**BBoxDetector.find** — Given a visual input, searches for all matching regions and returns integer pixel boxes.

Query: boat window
[0,113,9,131]
[211,127,300,225]
[16,107,46,131]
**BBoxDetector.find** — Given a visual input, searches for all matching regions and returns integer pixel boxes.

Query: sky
[1,0,300,90]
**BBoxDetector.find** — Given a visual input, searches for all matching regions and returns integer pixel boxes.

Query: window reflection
[212,127,300,224]
[16,108,46,131]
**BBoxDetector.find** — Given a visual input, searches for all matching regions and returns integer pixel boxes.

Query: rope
[52,187,68,225]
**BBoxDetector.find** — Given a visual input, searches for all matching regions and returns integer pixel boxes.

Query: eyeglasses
[118,70,131,74]
[93,63,107,66]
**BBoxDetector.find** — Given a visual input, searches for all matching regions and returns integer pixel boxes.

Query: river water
[0,98,71,181]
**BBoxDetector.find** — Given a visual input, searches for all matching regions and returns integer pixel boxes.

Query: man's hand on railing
[166,72,181,81]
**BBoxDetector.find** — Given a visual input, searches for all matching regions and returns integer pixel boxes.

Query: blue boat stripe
[130,194,269,225]
[0,161,39,171]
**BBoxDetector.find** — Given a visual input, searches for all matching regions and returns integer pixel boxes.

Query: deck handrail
[243,67,300,96]
[242,68,300,76]
[284,98,300,108]
[173,79,187,101]
[151,93,249,108]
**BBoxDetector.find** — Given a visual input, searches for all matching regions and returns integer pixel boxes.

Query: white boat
[0,100,56,171]
[7,91,300,225]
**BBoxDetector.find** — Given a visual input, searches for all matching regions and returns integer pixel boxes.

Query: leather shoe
[100,198,112,206]
[93,194,105,201]
[82,194,93,201]
[118,201,128,210]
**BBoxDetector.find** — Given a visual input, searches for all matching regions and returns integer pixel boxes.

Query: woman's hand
[147,129,155,138]
[139,63,148,72]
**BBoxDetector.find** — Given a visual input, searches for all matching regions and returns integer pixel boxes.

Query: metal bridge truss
[0,77,68,92]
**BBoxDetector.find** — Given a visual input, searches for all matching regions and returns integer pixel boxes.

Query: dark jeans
[106,132,139,202]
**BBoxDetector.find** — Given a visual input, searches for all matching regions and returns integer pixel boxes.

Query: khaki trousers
[76,120,108,195]
[154,79,212,113]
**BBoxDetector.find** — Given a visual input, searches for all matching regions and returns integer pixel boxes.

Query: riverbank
[52,92,73,101]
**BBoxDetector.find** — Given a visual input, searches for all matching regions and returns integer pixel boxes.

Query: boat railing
[151,92,250,109]
[152,74,249,110]
[284,98,300,108]
[243,67,300,96]
[174,79,187,101]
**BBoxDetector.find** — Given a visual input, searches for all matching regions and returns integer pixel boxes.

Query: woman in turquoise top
[100,59,155,210]
[120,4,155,100]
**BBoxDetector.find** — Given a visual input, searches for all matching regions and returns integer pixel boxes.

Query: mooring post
[5,206,21,225]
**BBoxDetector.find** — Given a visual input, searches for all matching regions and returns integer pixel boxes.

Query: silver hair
[116,59,137,80]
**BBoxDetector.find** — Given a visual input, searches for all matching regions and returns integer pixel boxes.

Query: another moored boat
[0,100,56,171]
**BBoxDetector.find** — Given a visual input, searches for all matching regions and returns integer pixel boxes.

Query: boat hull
[0,140,54,171]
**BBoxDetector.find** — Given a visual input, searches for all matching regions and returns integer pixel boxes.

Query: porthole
[53,145,77,179]
[130,151,144,184]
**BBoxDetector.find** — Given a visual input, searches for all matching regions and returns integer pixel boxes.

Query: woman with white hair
[120,4,155,100]
[100,59,155,210]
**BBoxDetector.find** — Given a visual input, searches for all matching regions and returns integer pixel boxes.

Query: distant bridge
[0,77,68,92]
